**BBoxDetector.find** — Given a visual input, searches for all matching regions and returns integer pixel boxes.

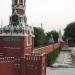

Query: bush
[47,47,60,66]
[69,43,75,47]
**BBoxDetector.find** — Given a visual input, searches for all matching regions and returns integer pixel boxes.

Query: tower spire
[11,0,27,26]
[41,22,43,29]
[58,29,63,42]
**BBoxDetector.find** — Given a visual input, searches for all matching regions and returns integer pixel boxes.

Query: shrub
[47,47,60,66]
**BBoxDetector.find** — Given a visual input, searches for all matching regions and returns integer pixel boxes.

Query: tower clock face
[12,15,19,25]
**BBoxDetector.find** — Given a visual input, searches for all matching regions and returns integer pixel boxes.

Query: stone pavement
[46,67,75,75]
[46,45,75,75]
[52,51,72,68]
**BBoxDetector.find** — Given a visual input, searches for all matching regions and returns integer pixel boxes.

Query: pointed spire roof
[58,29,63,42]
[48,34,54,44]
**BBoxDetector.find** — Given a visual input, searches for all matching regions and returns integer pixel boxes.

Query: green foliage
[46,30,59,44]
[47,47,60,66]
[69,43,75,47]
[64,22,75,38]
[34,27,46,47]
[34,28,59,47]
[64,22,75,46]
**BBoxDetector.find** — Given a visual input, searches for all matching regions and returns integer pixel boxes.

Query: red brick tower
[0,0,34,57]
[0,0,34,75]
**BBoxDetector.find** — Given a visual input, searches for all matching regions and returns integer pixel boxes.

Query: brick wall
[24,53,46,75]
[34,43,60,54]
[0,43,60,75]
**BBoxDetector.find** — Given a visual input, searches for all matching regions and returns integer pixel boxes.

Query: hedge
[47,47,61,66]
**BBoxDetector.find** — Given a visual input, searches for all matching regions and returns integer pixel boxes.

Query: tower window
[3,37,19,42]
[14,64,20,69]
[19,0,23,5]
[14,0,18,5]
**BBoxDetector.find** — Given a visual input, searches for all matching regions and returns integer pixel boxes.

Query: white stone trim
[0,33,28,36]
[23,0,25,6]
[24,52,45,57]
[18,0,19,4]
[30,36,32,45]
[26,35,32,46]
[3,46,20,49]
[26,35,28,46]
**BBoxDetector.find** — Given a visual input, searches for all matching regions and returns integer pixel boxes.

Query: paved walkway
[46,67,75,75]
[52,51,72,68]
[46,45,75,75]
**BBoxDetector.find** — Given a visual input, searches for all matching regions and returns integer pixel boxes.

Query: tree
[64,22,75,46]
[64,22,75,38]
[46,30,59,44]
[34,27,45,47]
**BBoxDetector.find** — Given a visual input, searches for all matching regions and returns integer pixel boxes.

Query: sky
[0,0,75,34]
